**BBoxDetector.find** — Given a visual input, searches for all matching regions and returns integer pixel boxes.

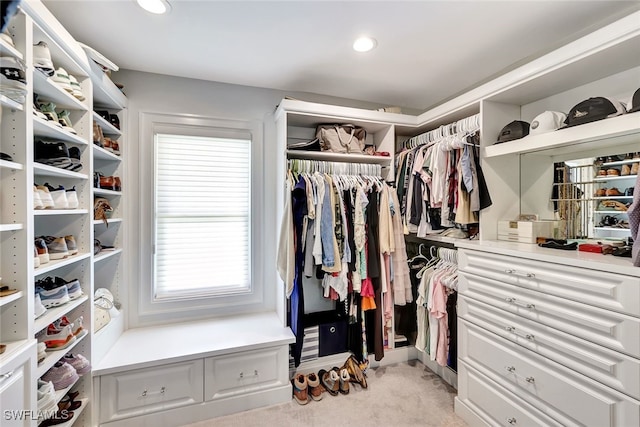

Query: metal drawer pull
[505,326,516,332]
[505,297,516,303]
[160,386,165,394]
[1,370,14,381]
[526,273,535,278]
[505,269,516,274]
[525,334,535,340]
[505,297,535,309]
[504,326,535,341]
[506,366,516,373]
[526,376,535,383]
[507,417,517,424]
[141,390,147,397]
[240,370,260,379]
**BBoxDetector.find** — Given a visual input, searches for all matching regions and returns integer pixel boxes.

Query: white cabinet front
[0,363,28,427]
[99,359,204,423]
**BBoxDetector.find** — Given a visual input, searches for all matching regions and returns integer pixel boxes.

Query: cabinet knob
[526,303,536,309]
[505,269,515,274]
[526,273,535,278]
[507,417,517,424]
[505,326,515,332]
[141,390,147,397]
[505,297,516,303]
[0,370,14,382]
[254,370,259,376]
[239,372,244,379]
[505,366,516,373]
[160,386,165,394]
[525,376,535,383]
[525,334,535,340]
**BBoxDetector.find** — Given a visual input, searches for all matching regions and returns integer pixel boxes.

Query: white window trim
[138,112,265,324]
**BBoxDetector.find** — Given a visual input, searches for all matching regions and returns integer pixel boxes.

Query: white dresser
[455,242,640,427]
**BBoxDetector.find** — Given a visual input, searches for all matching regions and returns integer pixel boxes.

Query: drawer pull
[505,366,516,373]
[505,326,516,332]
[0,370,14,383]
[505,269,516,274]
[526,273,535,278]
[525,334,535,340]
[505,297,516,303]
[507,417,517,424]
[525,376,535,383]
[141,390,147,397]
[160,386,165,394]
[505,297,536,309]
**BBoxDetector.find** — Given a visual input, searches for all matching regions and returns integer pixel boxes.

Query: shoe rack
[0,2,127,425]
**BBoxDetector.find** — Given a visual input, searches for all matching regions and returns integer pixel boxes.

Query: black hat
[563,97,626,128]
[495,120,530,144]
[629,88,640,113]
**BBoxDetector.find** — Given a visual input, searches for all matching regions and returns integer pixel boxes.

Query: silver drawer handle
[506,366,516,373]
[526,376,535,383]
[160,386,165,394]
[505,326,516,332]
[504,326,535,341]
[240,370,259,379]
[507,417,517,424]
[1,370,14,382]
[505,297,516,303]
[141,390,147,397]
[505,297,535,309]
[505,269,516,274]
[526,273,535,278]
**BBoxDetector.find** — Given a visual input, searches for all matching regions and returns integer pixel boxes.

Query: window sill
[93,311,294,376]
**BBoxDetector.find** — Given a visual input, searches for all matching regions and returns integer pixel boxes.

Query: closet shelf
[595,211,628,215]
[0,223,23,232]
[33,163,88,180]
[594,174,637,181]
[601,159,640,167]
[0,339,32,366]
[33,252,91,276]
[0,291,23,308]
[32,69,87,111]
[93,112,122,136]
[54,377,80,404]
[56,398,88,427]
[93,188,122,197]
[0,94,23,110]
[94,248,123,263]
[593,196,632,200]
[0,37,23,60]
[36,332,88,378]
[89,60,127,109]
[93,218,122,226]
[34,209,89,216]
[286,150,392,165]
[33,116,88,145]
[593,226,630,232]
[34,295,89,334]
[0,158,24,171]
[93,145,122,162]
[484,112,640,158]
[32,21,88,78]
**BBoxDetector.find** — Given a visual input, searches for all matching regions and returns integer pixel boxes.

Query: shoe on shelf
[57,110,77,134]
[62,354,91,375]
[318,368,340,396]
[64,236,78,256]
[99,175,117,191]
[35,282,69,308]
[306,372,323,401]
[44,183,69,209]
[625,187,634,197]
[67,146,83,172]
[35,185,55,209]
[114,176,122,191]
[65,186,79,209]
[55,315,86,338]
[0,56,27,103]
[33,93,48,120]
[607,168,620,176]
[37,342,47,364]
[112,140,121,155]
[95,110,110,122]
[63,277,82,299]
[103,136,114,153]
[0,28,14,47]
[52,67,73,93]
[291,373,309,405]
[34,293,47,318]
[34,185,45,209]
[93,121,105,147]
[605,188,622,197]
[598,200,629,211]
[621,164,631,176]
[34,140,74,170]
[68,75,85,101]
[34,237,50,264]
[632,162,639,175]
[41,236,69,260]
[39,324,76,351]
[594,188,606,197]
[37,380,58,416]
[109,113,120,130]
[33,41,55,77]
[41,361,79,390]
[34,247,41,269]
[38,102,63,127]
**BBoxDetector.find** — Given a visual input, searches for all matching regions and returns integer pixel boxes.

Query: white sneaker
[34,247,41,268]
[37,380,58,417]
[57,110,77,134]
[1,29,14,47]
[35,185,55,209]
[0,56,27,103]
[33,41,55,77]
[33,185,44,209]
[68,75,85,101]
[39,324,76,350]
[52,67,73,93]
[37,342,47,364]
[34,293,47,318]
[66,186,79,209]
[44,183,68,209]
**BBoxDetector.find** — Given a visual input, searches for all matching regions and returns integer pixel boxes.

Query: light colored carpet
[184,360,468,427]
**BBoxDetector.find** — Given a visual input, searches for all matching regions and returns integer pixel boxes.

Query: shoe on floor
[338,368,350,394]
[306,372,323,401]
[319,368,340,396]
[41,361,79,390]
[292,373,309,405]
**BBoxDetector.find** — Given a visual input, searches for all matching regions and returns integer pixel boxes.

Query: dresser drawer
[204,346,288,400]
[99,359,204,423]
[459,295,640,400]
[460,320,640,427]
[459,249,640,317]
[460,271,640,357]
[458,362,563,427]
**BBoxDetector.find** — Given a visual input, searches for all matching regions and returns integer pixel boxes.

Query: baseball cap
[495,120,530,144]
[628,88,640,113]
[529,111,567,136]
[563,97,626,128]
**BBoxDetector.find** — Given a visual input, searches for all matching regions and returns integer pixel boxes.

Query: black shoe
[109,113,120,130]
[612,246,632,258]
[625,187,634,197]
[67,146,83,172]
[538,241,578,251]
[0,152,13,161]
[34,140,73,169]
[95,110,110,121]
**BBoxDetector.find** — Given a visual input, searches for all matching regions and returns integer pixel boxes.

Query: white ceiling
[42,0,640,111]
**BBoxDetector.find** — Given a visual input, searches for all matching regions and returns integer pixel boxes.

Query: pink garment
[430,273,449,367]
[383,254,393,322]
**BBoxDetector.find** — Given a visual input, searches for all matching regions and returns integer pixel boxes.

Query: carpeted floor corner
[184,360,467,427]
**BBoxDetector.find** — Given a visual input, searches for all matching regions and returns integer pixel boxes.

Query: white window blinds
[154,133,251,299]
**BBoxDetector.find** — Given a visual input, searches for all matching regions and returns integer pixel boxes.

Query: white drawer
[459,249,640,317]
[460,320,640,427]
[459,295,640,400]
[99,359,204,423]
[459,272,640,357]
[458,362,563,427]
[204,346,288,400]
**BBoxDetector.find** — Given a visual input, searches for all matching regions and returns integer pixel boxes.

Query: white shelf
[0,159,24,170]
[93,111,122,136]
[33,252,91,276]
[286,150,392,165]
[54,377,80,404]
[33,163,88,180]
[0,94,23,111]
[33,116,88,145]
[32,69,87,111]
[94,248,123,263]
[93,144,122,162]
[93,218,122,226]
[0,38,23,60]
[594,174,637,182]
[32,20,88,78]
[0,223,23,232]
[485,112,640,158]
[594,211,628,215]
[0,339,32,366]
[0,290,23,308]
[601,158,640,167]
[34,209,88,216]
[593,227,631,232]
[37,331,88,378]
[93,188,121,197]
[593,196,633,200]
[57,398,89,427]
[89,60,127,109]
[34,295,89,335]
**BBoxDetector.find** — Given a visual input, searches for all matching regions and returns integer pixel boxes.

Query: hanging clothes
[290,175,308,367]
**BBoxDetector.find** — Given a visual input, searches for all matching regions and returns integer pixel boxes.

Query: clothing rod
[404,113,480,149]
[287,158,382,177]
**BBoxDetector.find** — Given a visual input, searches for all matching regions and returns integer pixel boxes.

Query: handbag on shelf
[316,124,366,154]
[94,288,114,332]
[94,197,113,226]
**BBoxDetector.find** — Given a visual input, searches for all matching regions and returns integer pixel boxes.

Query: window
[154,133,251,299]
[137,113,265,323]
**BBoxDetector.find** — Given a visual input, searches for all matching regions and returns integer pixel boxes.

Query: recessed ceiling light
[136,0,171,14]
[353,36,377,53]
